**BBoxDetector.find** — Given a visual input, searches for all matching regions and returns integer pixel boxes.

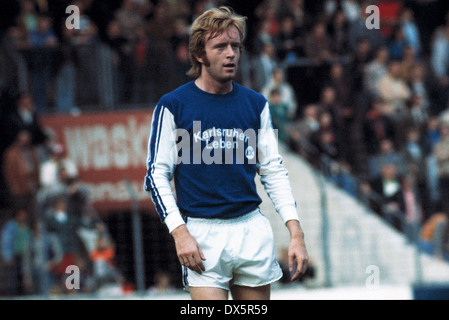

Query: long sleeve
[144,104,184,233]
[257,102,299,224]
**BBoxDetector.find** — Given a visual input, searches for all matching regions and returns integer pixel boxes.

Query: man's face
[198,26,241,84]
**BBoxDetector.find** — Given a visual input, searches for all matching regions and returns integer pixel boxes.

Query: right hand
[171,225,206,274]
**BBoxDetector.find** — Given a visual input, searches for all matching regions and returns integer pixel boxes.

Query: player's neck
[195,77,233,95]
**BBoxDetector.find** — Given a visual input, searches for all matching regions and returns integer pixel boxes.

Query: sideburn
[200,54,211,67]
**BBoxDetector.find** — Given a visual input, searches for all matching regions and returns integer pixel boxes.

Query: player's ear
[195,54,204,64]
[196,52,210,67]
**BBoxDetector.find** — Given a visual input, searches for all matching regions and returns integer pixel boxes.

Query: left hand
[286,220,309,282]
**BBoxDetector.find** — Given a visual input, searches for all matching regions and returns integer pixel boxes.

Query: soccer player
[144,6,308,300]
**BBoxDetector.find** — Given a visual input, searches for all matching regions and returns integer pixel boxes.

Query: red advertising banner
[40,109,157,215]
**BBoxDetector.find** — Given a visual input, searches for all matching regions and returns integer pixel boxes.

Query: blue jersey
[144,81,298,232]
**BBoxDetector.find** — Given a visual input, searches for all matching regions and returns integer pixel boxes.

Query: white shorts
[182,208,283,291]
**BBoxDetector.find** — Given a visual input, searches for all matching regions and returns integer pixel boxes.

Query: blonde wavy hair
[187,6,247,78]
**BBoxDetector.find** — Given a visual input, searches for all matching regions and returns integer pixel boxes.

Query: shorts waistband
[185,208,260,224]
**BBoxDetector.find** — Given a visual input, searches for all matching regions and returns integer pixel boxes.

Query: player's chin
[221,71,236,81]
[222,66,236,75]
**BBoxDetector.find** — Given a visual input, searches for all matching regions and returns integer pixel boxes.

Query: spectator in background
[325,61,353,110]
[317,86,343,136]
[23,220,63,295]
[286,0,311,33]
[347,1,384,52]
[399,173,424,240]
[1,209,32,296]
[362,99,396,164]
[148,270,175,295]
[38,142,78,204]
[90,233,122,290]
[27,14,58,114]
[398,45,417,83]
[70,0,100,107]
[70,0,99,45]
[309,111,340,166]
[17,0,39,36]
[399,8,421,58]
[54,165,89,221]
[432,214,449,262]
[262,67,297,119]
[189,0,207,22]
[45,196,83,290]
[2,129,40,223]
[104,18,129,105]
[434,123,449,214]
[145,1,178,100]
[114,0,143,45]
[255,0,280,39]
[377,60,412,134]
[7,23,29,52]
[369,138,405,179]
[431,23,449,115]
[404,94,429,131]
[348,37,372,117]
[39,143,65,190]
[267,88,291,143]
[326,62,352,117]
[145,1,174,45]
[5,92,48,148]
[364,45,389,99]
[326,63,355,162]
[422,116,441,156]
[251,42,278,93]
[131,24,153,104]
[304,21,334,66]
[327,10,350,57]
[251,18,275,57]
[170,17,191,86]
[369,163,404,230]
[422,117,441,212]
[313,128,341,163]
[54,22,78,114]
[402,128,430,213]
[402,128,426,179]
[113,0,143,103]
[419,211,449,261]
[275,14,303,62]
[286,103,320,156]
[28,14,57,48]
[341,0,361,24]
[387,24,409,61]
[407,62,430,116]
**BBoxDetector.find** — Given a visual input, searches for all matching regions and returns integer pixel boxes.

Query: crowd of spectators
[0,93,123,296]
[2,0,449,296]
